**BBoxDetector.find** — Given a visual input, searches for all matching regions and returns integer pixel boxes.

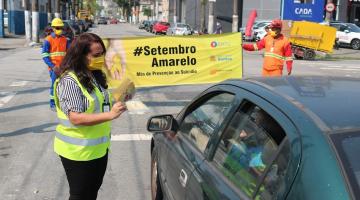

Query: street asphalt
[0,23,360,200]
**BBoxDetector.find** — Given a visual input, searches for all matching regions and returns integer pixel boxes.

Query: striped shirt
[56,74,106,116]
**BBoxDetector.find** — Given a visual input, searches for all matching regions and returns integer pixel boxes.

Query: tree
[143,7,152,19]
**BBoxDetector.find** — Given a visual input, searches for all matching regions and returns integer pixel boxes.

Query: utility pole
[24,0,32,44]
[48,0,52,23]
[232,0,238,32]
[173,0,177,23]
[71,0,76,20]
[0,0,4,38]
[208,0,215,34]
[32,0,39,43]
[55,0,60,18]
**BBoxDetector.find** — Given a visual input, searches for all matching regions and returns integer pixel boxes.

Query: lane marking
[0,92,16,107]
[9,81,28,87]
[320,67,360,71]
[111,134,152,141]
[126,100,149,115]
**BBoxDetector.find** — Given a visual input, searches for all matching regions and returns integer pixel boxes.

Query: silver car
[167,23,193,35]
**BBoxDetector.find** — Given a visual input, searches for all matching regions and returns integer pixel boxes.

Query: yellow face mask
[54,29,63,36]
[88,56,105,71]
[270,31,277,37]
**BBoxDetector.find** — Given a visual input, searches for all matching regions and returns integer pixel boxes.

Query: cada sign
[281,0,324,22]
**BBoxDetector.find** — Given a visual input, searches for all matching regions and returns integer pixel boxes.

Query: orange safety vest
[263,35,291,71]
[45,35,68,68]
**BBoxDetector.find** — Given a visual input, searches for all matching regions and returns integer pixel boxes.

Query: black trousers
[60,152,108,200]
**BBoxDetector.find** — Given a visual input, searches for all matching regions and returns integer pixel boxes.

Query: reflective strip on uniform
[285,56,293,61]
[42,53,50,57]
[55,132,109,146]
[264,52,285,60]
[49,52,66,57]
[253,44,259,51]
[58,118,78,128]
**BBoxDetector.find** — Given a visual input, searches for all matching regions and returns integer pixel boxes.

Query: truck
[283,21,337,60]
[77,9,94,27]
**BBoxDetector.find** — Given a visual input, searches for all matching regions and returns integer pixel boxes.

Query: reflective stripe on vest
[264,52,285,60]
[55,132,109,146]
[50,52,66,57]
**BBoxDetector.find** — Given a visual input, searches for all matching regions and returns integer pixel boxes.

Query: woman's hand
[110,102,127,119]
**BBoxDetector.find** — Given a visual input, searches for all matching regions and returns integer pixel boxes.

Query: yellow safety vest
[53,71,112,161]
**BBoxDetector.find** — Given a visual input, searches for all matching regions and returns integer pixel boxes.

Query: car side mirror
[147,115,178,132]
[344,30,350,33]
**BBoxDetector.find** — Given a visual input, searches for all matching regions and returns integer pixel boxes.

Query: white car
[167,23,193,35]
[240,20,271,41]
[330,22,360,50]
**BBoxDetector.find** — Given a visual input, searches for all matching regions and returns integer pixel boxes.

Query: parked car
[254,25,270,41]
[152,22,170,34]
[77,19,89,32]
[147,21,158,32]
[240,20,271,41]
[119,18,126,23]
[4,11,8,28]
[330,22,360,50]
[139,20,149,29]
[110,18,118,24]
[167,23,193,35]
[63,20,81,35]
[148,76,360,200]
[97,17,108,25]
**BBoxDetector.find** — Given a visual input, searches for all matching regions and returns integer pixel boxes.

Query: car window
[212,102,288,199]
[339,25,347,32]
[331,131,360,199]
[178,93,235,153]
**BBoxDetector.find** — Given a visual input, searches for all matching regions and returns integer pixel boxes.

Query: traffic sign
[326,3,335,13]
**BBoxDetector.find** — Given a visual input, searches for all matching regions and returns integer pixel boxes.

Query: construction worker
[41,18,71,109]
[243,19,293,76]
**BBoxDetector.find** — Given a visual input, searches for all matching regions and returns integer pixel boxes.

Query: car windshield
[177,24,187,28]
[346,24,360,33]
[331,130,360,199]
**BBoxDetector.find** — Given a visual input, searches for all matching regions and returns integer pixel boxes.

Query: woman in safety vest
[54,33,127,200]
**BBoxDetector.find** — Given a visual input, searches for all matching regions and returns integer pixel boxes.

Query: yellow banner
[103,33,243,87]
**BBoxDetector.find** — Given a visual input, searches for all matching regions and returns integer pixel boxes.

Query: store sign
[282,0,325,22]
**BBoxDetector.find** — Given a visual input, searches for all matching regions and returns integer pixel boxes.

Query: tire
[304,49,316,60]
[294,54,303,60]
[350,39,360,50]
[151,147,163,200]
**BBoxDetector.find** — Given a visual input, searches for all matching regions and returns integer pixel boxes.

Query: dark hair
[59,33,107,92]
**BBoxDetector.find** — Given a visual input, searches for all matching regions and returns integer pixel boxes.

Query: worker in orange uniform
[243,19,293,76]
[41,18,71,109]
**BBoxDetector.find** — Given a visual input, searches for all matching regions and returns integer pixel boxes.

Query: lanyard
[91,77,109,104]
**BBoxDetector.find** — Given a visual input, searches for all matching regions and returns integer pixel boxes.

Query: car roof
[224,76,360,132]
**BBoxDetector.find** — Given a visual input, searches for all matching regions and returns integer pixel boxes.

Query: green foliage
[143,7,152,17]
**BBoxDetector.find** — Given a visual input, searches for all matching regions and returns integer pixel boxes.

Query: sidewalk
[326,47,360,60]
[0,35,27,49]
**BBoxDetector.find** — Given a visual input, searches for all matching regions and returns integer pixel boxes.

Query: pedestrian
[242,19,293,76]
[214,21,223,34]
[41,18,71,109]
[53,33,127,200]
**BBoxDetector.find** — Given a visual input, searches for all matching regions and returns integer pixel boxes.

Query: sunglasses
[53,27,63,30]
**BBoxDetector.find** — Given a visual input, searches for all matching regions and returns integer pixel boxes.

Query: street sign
[281,0,325,23]
[326,3,335,13]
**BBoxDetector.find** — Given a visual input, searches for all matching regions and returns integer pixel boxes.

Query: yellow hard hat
[51,18,64,27]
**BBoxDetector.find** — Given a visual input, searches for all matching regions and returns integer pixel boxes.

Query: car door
[186,88,301,200]
[161,86,239,200]
[338,25,351,44]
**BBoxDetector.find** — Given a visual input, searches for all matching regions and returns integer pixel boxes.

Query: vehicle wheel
[304,49,316,60]
[294,54,303,60]
[350,39,360,50]
[151,147,163,200]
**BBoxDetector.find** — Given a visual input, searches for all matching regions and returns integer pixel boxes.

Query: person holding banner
[53,33,127,200]
[242,19,293,77]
